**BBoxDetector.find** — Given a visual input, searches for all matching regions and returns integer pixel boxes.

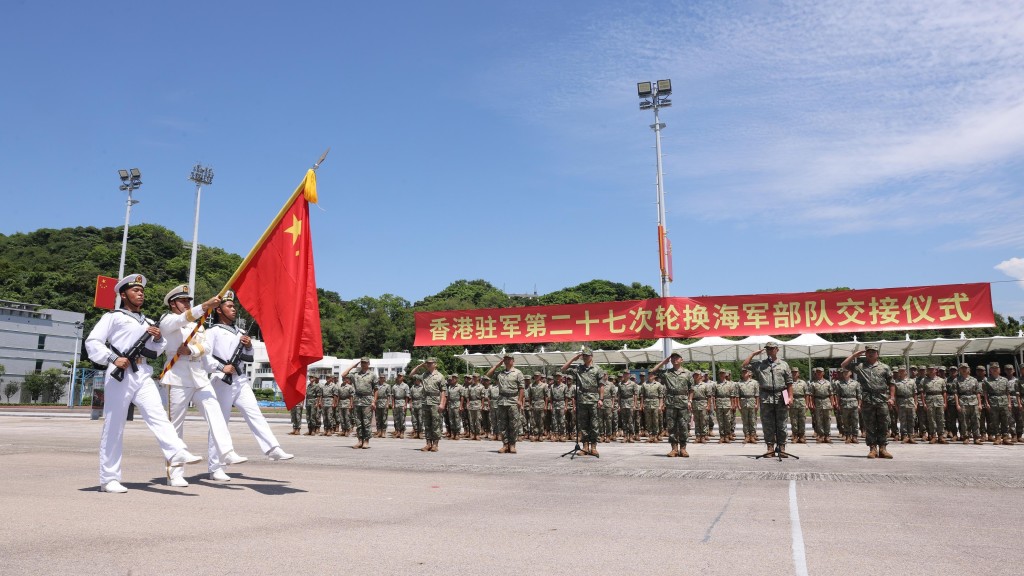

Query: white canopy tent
[456,332,1024,372]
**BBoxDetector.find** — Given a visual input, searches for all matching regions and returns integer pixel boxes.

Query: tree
[3,382,17,402]
[21,369,65,403]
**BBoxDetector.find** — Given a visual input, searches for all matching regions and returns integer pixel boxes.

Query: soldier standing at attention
[691,371,712,443]
[918,366,948,444]
[480,375,493,439]
[737,368,760,444]
[342,357,378,449]
[465,374,485,440]
[893,366,918,443]
[85,274,203,493]
[445,374,465,440]
[338,376,354,436]
[527,373,548,442]
[809,367,834,443]
[639,371,664,443]
[547,372,569,442]
[841,344,895,459]
[289,385,305,436]
[487,376,501,440]
[305,375,324,436]
[617,374,639,443]
[599,374,618,442]
[459,374,474,438]
[650,353,694,457]
[321,376,339,436]
[833,367,862,444]
[391,373,410,439]
[742,342,793,457]
[789,368,809,444]
[374,373,392,438]
[916,366,931,439]
[952,363,982,445]
[984,362,1014,445]
[408,358,446,451]
[1004,364,1023,442]
[712,369,735,443]
[486,353,526,453]
[561,348,605,456]
[941,366,959,440]
[409,375,424,439]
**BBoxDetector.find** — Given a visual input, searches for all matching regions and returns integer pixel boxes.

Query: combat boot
[361,439,370,449]
[938,437,948,444]
[851,436,859,444]
[974,438,983,445]
[763,443,774,457]
[906,436,916,444]
[420,443,430,452]
[823,435,832,444]
[508,444,517,454]
[1006,436,1015,445]
[429,441,438,452]
[498,443,508,454]
[353,439,364,449]
[928,436,937,444]
[304,429,313,436]
[778,444,789,458]
[667,443,679,457]
[879,446,893,459]
[844,436,852,444]
[963,438,970,445]
[867,446,877,459]
[590,443,599,457]
[678,445,689,457]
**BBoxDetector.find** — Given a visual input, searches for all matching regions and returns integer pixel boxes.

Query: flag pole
[158,149,329,380]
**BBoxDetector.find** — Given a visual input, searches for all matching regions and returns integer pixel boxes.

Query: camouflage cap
[553,372,563,377]
[975,365,986,371]
[482,375,491,382]
[629,374,637,380]
[989,361,1000,368]
[532,372,542,378]
[463,374,473,379]
[1004,364,1015,371]
[897,365,909,371]
[360,356,370,362]
[764,342,779,349]
[425,357,438,363]
[580,346,594,356]
[864,344,880,352]
[502,352,514,359]
[958,362,970,369]
[813,367,824,372]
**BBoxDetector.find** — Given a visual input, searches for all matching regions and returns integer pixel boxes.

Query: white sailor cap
[163,284,192,306]
[115,274,147,294]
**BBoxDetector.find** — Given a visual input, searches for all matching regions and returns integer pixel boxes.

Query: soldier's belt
[740,394,756,398]
[926,392,945,396]
[815,395,832,399]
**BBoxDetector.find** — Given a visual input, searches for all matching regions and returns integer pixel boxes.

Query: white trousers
[99,372,186,484]
[208,378,282,473]
[168,385,235,479]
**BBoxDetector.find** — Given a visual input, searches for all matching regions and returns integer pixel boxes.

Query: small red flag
[94,275,117,309]
[234,185,323,410]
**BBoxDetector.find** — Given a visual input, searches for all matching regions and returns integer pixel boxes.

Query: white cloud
[996,258,1024,286]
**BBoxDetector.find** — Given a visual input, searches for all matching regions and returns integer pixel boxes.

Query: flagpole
[159,149,329,381]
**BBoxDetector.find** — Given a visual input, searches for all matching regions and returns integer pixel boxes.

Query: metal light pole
[638,80,674,360]
[67,321,83,408]
[187,164,214,296]
[116,168,142,308]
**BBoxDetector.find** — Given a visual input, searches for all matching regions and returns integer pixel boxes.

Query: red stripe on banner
[413,283,994,346]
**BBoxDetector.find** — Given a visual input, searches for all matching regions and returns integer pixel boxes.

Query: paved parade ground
[2,410,1022,576]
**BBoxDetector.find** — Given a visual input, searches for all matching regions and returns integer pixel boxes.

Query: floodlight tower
[637,79,673,360]
[116,168,142,308]
[187,164,214,297]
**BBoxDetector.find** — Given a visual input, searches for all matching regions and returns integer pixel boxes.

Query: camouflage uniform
[289,392,305,434]
[656,364,694,449]
[920,375,947,440]
[984,373,1013,441]
[446,379,465,438]
[338,380,354,434]
[374,379,392,436]
[495,366,526,445]
[391,377,410,436]
[351,368,378,441]
[549,376,569,438]
[737,377,759,441]
[954,373,981,441]
[617,377,639,439]
[305,378,324,435]
[488,382,501,438]
[639,377,664,439]
[893,377,917,440]
[599,379,618,439]
[409,380,424,435]
[321,378,340,434]
[527,378,549,439]
[746,355,792,447]
[565,363,605,445]
[712,377,738,439]
[691,378,713,439]
[833,377,862,439]
[810,376,834,439]
[789,377,809,441]
[466,380,485,438]
[419,368,446,444]
[849,357,894,450]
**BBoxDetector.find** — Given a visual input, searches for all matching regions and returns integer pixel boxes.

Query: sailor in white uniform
[159,285,248,486]
[85,274,202,493]
[206,291,293,474]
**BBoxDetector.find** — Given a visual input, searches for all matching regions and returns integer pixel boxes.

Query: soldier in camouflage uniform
[712,369,738,443]
[526,373,548,441]
[487,353,526,453]
[737,368,760,444]
[743,343,793,456]
[321,376,340,436]
[789,368,809,444]
[691,371,712,443]
[599,374,618,442]
[842,344,895,459]
[480,375,492,439]
[374,373,392,438]
[918,366,948,444]
[833,367,862,444]
[304,375,324,436]
[289,386,305,435]
[617,374,639,443]
[561,348,605,456]
[809,367,834,443]
[942,367,960,440]
[984,362,1015,445]
[639,371,664,443]
[445,375,465,440]
[952,363,982,444]
[408,357,446,452]
[338,376,354,436]
[893,366,918,443]
[342,357,378,449]
[465,374,485,440]
[651,353,694,457]
[974,365,990,440]
[409,375,424,439]
[487,376,501,440]
[459,374,473,438]
[1005,364,1023,442]
[547,373,569,441]
[391,373,410,438]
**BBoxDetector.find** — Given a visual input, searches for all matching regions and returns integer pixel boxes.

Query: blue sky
[4,1,1024,317]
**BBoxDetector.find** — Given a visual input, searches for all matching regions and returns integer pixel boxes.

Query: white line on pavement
[789,480,809,576]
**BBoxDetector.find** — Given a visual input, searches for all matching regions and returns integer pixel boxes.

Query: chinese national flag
[233,171,323,409]
[94,275,117,309]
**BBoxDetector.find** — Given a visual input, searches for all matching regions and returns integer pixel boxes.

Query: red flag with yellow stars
[233,170,323,409]
[94,275,117,309]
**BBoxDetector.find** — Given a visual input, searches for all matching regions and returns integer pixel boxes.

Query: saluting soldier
[893,366,918,443]
[737,368,760,444]
[85,274,203,493]
[486,353,526,453]
[305,376,323,436]
[743,342,793,457]
[560,348,605,456]
[639,371,664,443]
[391,373,410,439]
[789,367,809,444]
[841,344,895,459]
[809,367,834,443]
[159,285,247,486]
[408,358,446,452]
[205,292,293,472]
[342,357,377,449]
[651,353,694,457]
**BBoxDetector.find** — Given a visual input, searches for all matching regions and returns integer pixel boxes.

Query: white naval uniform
[206,323,284,472]
[86,309,188,485]
[159,305,236,479]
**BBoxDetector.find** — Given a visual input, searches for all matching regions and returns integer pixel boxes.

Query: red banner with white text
[414,283,994,346]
